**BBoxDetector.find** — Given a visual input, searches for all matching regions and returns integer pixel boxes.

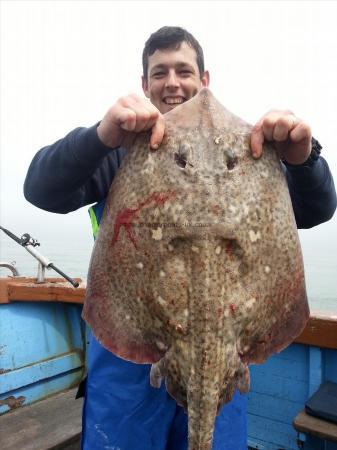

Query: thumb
[150,115,165,150]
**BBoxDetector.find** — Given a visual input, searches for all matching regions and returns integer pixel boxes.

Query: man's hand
[250,110,312,165]
[97,94,165,150]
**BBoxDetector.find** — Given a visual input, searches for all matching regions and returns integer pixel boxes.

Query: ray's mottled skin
[83,88,309,450]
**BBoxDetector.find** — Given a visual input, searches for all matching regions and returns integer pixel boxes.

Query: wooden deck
[0,388,82,450]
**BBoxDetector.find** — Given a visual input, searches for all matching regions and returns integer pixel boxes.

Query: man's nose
[165,70,179,88]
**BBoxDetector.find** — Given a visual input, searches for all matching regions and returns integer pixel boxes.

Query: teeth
[164,98,184,105]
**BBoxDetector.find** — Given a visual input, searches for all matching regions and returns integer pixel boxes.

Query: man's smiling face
[142,41,209,114]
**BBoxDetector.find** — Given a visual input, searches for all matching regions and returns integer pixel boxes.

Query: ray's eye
[226,156,238,170]
[174,152,187,168]
[225,151,238,171]
[174,143,193,169]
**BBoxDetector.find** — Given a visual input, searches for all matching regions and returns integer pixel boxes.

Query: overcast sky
[1,1,336,291]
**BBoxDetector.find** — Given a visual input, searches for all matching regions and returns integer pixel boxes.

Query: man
[24,26,336,450]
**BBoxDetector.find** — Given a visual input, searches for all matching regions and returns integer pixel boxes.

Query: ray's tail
[187,348,221,450]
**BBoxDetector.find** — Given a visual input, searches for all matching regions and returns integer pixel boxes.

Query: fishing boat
[0,227,336,450]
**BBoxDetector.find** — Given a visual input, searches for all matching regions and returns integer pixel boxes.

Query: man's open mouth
[163,97,185,105]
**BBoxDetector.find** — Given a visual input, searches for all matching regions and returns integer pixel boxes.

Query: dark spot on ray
[169,237,189,249]
[239,262,249,277]
[221,238,244,261]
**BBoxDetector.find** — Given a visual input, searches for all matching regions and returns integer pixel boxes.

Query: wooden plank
[251,370,308,403]
[248,390,303,424]
[295,316,337,350]
[0,388,83,450]
[251,353,308,383]
[0,278,85,304]
[293,410,337,442]
[248,413,299,450]
[0,277,27,303]
[1,352,83,394]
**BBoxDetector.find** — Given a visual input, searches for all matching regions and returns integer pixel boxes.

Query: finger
[289,122,311,143]
[119,109,137,131]
[133,108,153,133]
[129,99,160,133]
[150,114,165,150]
[119,105,154,133]
[262,116,276,142]
[273,115,299,141]
[250,123,264,158]
[118,95,155,133]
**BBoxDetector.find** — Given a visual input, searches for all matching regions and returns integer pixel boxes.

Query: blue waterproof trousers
[81,334,247,450]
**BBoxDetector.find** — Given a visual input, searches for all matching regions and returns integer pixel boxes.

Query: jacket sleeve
[23,124,127,213]
[284,157,336,229]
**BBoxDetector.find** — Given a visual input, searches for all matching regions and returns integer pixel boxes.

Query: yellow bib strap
[89,206,99,239]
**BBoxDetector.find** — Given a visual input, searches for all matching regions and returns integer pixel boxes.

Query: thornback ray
[83,88,309,450]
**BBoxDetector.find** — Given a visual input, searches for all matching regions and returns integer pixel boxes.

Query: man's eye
[153,72,165,78]
[180,70,192,76]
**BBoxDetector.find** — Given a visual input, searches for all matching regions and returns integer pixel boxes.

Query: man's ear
[142,76,150,98]
[201,70,210,87]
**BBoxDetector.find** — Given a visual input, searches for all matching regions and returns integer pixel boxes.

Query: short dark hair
[142,26,205,80]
